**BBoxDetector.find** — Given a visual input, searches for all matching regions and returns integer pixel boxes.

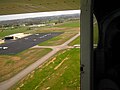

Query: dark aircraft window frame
[81,0,120,90]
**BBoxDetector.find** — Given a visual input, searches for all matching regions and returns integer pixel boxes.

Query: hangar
[4,33,31,40]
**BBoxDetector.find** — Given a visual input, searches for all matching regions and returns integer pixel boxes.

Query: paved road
[0,32,80,90]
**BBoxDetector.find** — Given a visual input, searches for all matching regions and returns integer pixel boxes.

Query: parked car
[0,46,8,50]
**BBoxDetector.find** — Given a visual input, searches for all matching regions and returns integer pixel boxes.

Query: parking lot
[0,32,63,54]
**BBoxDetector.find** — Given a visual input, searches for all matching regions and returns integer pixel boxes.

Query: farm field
[11,48,80,90]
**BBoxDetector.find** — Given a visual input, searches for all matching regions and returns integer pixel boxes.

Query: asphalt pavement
[0,32,63,54]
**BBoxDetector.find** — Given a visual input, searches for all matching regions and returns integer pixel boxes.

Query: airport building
[4,33,31,40]
[29,24,46,27]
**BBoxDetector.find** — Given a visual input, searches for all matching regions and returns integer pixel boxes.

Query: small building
[47,23,56,26]
[29,24,46,28]
[4,33,31,40]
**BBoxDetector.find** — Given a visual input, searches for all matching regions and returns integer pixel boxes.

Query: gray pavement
[0,32,80,90]
[0,32,63,54]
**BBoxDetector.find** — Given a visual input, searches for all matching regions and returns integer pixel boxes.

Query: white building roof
[6,33,31,38]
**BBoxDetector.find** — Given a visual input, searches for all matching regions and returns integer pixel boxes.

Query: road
[0,32,80,90]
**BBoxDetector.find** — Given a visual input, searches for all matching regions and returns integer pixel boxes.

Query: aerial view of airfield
[0,0,92,90]
[0,12,81,90]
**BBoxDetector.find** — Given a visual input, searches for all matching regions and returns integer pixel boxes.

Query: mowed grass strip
[11,48,80,90]
[0,48,52,82]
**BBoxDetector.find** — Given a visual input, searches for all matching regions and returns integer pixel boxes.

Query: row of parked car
[0,46,8,50]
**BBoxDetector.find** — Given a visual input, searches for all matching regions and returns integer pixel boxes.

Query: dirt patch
[45,57,56,67]
[11,57,21,61]
[54,57,69,70]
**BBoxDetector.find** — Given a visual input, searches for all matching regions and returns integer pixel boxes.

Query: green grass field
[56,21,80,28]
[11,48,80,90]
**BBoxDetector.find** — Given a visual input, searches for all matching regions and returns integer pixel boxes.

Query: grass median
[0,48,52,82]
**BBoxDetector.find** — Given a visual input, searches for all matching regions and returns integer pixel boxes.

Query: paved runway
[0,32,63,54]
